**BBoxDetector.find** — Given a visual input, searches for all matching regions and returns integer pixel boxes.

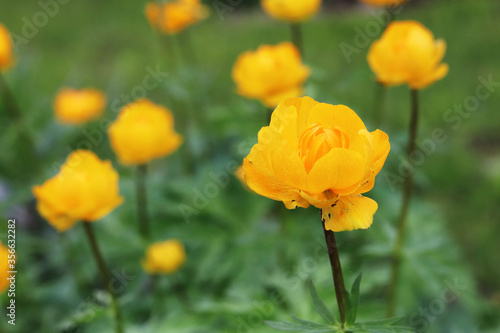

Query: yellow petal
[232,43,310,107]
[323,195,378,232]
[370,129,391,175]
[262,86,304,109]
[356,129,390,194]
[307,148,365,193]
[261,0,322,23]
[242,141,304,205]
[269,133,308,190]
[410,63,449,89]
[306,103,367,153]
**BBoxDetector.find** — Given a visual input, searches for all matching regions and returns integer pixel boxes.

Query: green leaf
[265,320,309,331]
[266,320,340,332]
[358,316,406,327]
[310,281,337,324]
[346,272,363,325]
[291,314,332,329]
[348,316,413,333]
[265,320,333,331]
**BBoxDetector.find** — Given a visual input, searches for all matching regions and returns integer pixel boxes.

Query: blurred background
[0,0,499,332]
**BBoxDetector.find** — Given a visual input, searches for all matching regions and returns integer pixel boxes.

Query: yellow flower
[0,23,14,71]
[54,88,106,125]
[0,242,10,293]
[368,21,448,89]
[358,0,406,6]
[108,99,183,165]
[261,0,322,23]
[32,150,123,232]
[241,97,390,232]
[232,42,310,108]
[142,240,186,274]
[145,0,209,34]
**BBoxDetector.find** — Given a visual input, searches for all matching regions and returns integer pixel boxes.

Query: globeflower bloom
[142,240,186,274]
[232,42,310,108]
[261,0,322,23]
[54,88,106,125]
[0,23,14,70]
[0,242,10,293]
[108,99,183,165]
[32,150,123,232]
[358,0,406,6]
[368,21,448,89]
[241,97,390,232]
[145,0,209,34]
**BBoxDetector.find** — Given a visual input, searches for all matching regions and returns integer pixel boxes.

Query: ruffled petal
[410,63,449,89]
[306,103,367,153]
[242,142,303,204]
[356,129,390,194]
[307,148,365,193]
[323,195,378,232]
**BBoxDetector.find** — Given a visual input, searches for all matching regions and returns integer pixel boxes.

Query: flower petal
[410,63,449,89]
[242,140,303,205]
[306,104,367,153]
[371,129,391,174]
[307,148,365,193]
[323,195,378,232]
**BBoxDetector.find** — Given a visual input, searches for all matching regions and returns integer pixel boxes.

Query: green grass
[0,0,499,332]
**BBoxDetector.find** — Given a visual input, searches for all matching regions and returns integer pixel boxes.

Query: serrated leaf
[346,272,363,325]
[310,282,337,324]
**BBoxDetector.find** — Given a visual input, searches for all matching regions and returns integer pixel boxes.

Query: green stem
[385,7,395,31]
[322,212,348,327]
[172,274,191,308]
[387,89,419,317]
[160,33,179,71]
[82,223,124,333]
[136,164,150,241]
[290,23,304,56]
[177,29,197,67]
[0,74,35,151]
[372,82,387,128]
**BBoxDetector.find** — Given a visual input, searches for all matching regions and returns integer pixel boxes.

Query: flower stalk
[372,82,387,128]
[178,29,197,66]
[387,89,419,317]
[322,211,349,327]
[136,163,151,241]
[290,23,304,56]
[83,222,124,333]
[0,74,35,152]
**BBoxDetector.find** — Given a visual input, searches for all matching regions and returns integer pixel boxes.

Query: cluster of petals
[241,97,390,232]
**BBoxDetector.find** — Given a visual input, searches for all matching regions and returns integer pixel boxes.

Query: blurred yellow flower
[145,0,209,34]
[261,0,322,23]
[358,0,406,6]
[0,23,14,70]
[54,88,106,125]
[142,240,186,274]
[0,242,10,293]
[235,166,245,184]
[108,99,183,165]
[241,97,390,232]
[33,150,123,232]
[232,42,310,108]
[368,21,448,89]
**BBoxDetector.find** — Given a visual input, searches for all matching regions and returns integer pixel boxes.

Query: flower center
[298,124,350,173]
